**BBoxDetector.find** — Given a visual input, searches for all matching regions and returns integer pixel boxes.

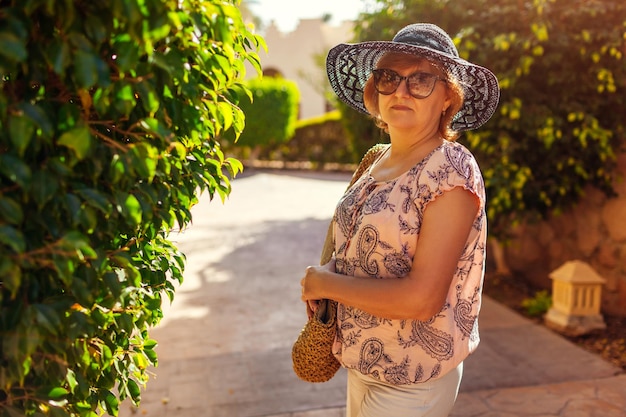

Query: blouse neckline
[367,142,445,184]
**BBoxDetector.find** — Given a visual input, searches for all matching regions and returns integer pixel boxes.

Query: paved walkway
[119,170,625,417]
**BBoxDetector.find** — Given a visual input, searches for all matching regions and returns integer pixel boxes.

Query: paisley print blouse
[331,141,487,385]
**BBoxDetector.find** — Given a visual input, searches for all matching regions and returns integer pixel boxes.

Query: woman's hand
[301,258,336,318]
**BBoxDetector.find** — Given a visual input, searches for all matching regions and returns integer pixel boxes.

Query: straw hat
[326,23,500,131]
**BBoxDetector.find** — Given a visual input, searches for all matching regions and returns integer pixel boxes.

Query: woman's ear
[442,94,452,114]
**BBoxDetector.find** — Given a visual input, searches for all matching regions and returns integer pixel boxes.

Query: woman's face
[375,60,450,134]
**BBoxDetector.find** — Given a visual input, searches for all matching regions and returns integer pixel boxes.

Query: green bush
[260,110,356,168]
[0,1,263,416]
[236,76,300,148]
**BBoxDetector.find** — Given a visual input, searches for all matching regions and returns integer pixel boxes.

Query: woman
[300,23,500,416]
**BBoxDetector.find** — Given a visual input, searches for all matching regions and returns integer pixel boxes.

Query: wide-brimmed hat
[326,23,500,131]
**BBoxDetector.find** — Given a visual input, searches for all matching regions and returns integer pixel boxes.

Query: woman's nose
[394,78,411,97]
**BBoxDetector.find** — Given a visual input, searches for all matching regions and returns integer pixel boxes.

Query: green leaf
[76,188,112,214]
[133,352,148,371]
[47,39,71,75]
[0,196,24,225]
[8,113,35,156]
[127,379,141,403]
[114,82,137,117]
[57,103,80,132]
[125,194,142,225]
[116,313,134,334]
[31,170,60,209]
[111,253,132,268]
[103,390,119,416]
[66,369,78,394]
[136,81,160,114]
[92,87,111,115]
[130,143,158,181]
[225,157,244,178]
[78,206,98,233]
[74,49,99,89]
[218,101,234,133]
[143,339,158,350]
[60,231,97,260]
[0,31,27,63]
[0,225,26,253]
[0,257,21,298]
[113,40,140,73]
[18,102,55,140]
[58,124,93,160]
[0,154,32,187]
[101,344,113,366]
[33,303,63,335]
[73,401,92,412]
[109,155,126,184]
[103,272,123,299]
[85,14,107,44]
[52,257,75,286]
[116,192,142,226]
[143,347,158,364]
[48,387,69,400]
[125,265,141,288]
[139,117,171,140]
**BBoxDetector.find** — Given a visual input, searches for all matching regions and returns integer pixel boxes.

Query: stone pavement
[119,169,625,417]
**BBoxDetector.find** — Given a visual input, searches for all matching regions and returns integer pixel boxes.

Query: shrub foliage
[260,111,355,168]
[0,0,263,415]
[236,76,300,148]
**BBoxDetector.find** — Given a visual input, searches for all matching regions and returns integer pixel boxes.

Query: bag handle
[315,143,388,322]
[319,143,387,265]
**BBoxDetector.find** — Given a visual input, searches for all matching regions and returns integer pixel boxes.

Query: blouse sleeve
[417,142,486,213]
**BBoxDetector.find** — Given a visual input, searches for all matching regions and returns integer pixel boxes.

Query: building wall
[247,18,354,119]
[502,151,626,316]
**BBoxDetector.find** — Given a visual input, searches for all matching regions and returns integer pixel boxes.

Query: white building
[247,18,355,119]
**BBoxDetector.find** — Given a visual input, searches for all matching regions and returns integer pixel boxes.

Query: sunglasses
[372,68,447,99]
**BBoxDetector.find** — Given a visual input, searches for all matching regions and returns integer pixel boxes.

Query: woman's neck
[387,126,442,161]
[370,131,443,182]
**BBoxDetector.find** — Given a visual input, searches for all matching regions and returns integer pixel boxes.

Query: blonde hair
[363,53,464,141]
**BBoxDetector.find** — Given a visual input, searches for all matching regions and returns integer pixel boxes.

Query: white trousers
[346,362,463,417]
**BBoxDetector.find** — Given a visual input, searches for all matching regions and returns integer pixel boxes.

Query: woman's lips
[391,104,412,111]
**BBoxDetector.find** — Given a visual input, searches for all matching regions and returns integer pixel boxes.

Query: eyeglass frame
[371,68,448,99]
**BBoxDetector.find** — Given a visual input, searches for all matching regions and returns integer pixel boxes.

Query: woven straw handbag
[292,144,386,383]
[291,296,340,382]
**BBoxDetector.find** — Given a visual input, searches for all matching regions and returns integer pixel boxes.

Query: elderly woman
[300,23,499,416]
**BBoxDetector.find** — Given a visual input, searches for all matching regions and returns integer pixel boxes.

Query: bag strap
[319,143,388,265]
[315,144,387,323]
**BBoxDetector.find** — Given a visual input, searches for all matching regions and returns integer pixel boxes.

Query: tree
[344,0,626,237]
[0,1,264,416]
